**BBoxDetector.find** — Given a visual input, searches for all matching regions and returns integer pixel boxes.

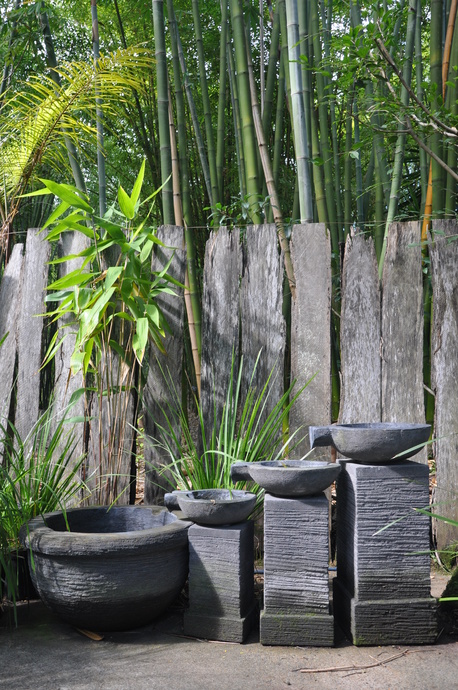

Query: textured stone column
[260,493,334,646]
[334,461,437,645]
[184,521,257,643]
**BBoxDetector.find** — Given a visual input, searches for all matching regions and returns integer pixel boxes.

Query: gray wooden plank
[430,219,458,549]
[381,221,427,462]
[0,243,24,440]
[241,225,285,424]
[339,231,381,423]
[200,227,242,437]
[84,379,136,506]
[15,229,51,442]
[144,226,186,503]
[290,224,331,458]
[52,230,90,479]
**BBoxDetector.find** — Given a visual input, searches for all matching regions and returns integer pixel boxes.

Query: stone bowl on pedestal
[309,422,431,464]
[230,460,341,497]
[20,505,191,631]
[164,489,256,525]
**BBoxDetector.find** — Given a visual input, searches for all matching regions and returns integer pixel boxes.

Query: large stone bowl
[230,460,341,497]
[309,422,431,464]
[169,489,256,525]
[20,506,191,631]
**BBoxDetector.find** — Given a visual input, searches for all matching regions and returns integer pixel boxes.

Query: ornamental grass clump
[148,353,313,513]
[0,406,86,613]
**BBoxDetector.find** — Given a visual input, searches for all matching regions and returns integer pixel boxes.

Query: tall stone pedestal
[183,521,257,643]
[334,460,437,645]
[260,493,334,646]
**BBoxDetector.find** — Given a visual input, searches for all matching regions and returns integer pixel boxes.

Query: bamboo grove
[1,0,457,420]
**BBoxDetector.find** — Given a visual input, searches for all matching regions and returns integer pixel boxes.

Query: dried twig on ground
[294,648,435,674]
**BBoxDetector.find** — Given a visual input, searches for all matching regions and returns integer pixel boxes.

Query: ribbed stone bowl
[231,460,341,497]
[309,422,431,464]
[20,506,191,631]
[168,489,256,525]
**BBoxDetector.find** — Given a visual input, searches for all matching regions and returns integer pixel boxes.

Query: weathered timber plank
[0,244,24,440]
[430,219,458,549]
[241,225,285,422]
[339,232,381,423]
[200,227,241,436]
[381,222,427,462]
[144,226,186,503]
[52,230,90,475]
[290,224,331,458]
[15,229,51,441]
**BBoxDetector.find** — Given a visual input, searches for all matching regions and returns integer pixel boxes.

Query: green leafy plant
[0,406,86,613]
[25,162,181,505]
[146,353,313,514]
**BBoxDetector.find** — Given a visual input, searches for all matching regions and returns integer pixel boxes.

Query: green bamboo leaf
[133,317,148,362]
[38,179,93,212]
[118,185,135,219]
[20,187,54,198]
[104,266,123,291]
[83,338,94,373]
[108,339,127,359]
[139,238,154,263]
[130,159,146,209]
[145,303,161,327]
[47,269,93,291]
[42,200,70,230]
[70,349,85,375]
[121,278,133,302]
[113,311,135,322]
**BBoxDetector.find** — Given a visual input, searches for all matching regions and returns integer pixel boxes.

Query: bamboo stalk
[285,0,313,222]
[310,0,337,246]
[229,0,262,223]
[246,33,296,299]
[216,0,229,200]
[167,93,202,395]
[379,0,417,278]
[192,0,220,209]
[152,0,174,224]
[91,0,106,218]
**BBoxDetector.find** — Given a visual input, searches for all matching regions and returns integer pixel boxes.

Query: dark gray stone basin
[230,460,341,497]
[309,422,431,463]
[165,489,256,525]
[20,506,191,631]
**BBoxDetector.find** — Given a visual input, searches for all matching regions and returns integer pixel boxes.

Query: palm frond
[0,46,153,218]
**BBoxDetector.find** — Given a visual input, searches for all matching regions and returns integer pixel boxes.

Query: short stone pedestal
[260,493,334,646]
[334,460,437,645]
[183,521,257,643]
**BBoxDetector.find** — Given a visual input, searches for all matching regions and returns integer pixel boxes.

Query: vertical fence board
[52,231,90,470]
[144,226,186,503]
[15,229,51,441]
[0,244,24,437]
[290,224,331,458]
[381,221,426,462]
[339,232,381,423]
[430,219,458,549]
[200,228,241,435]
[241,225,285,419]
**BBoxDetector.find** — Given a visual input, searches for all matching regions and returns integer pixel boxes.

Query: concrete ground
[1,572,456,690]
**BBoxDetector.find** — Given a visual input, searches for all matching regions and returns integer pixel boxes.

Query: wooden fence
[0,222,457,549]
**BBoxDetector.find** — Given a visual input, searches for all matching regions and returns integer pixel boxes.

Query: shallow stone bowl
[174,489,256,525]
[232,460,341,497]
[20,506,191,631]
[309,422,431,463]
